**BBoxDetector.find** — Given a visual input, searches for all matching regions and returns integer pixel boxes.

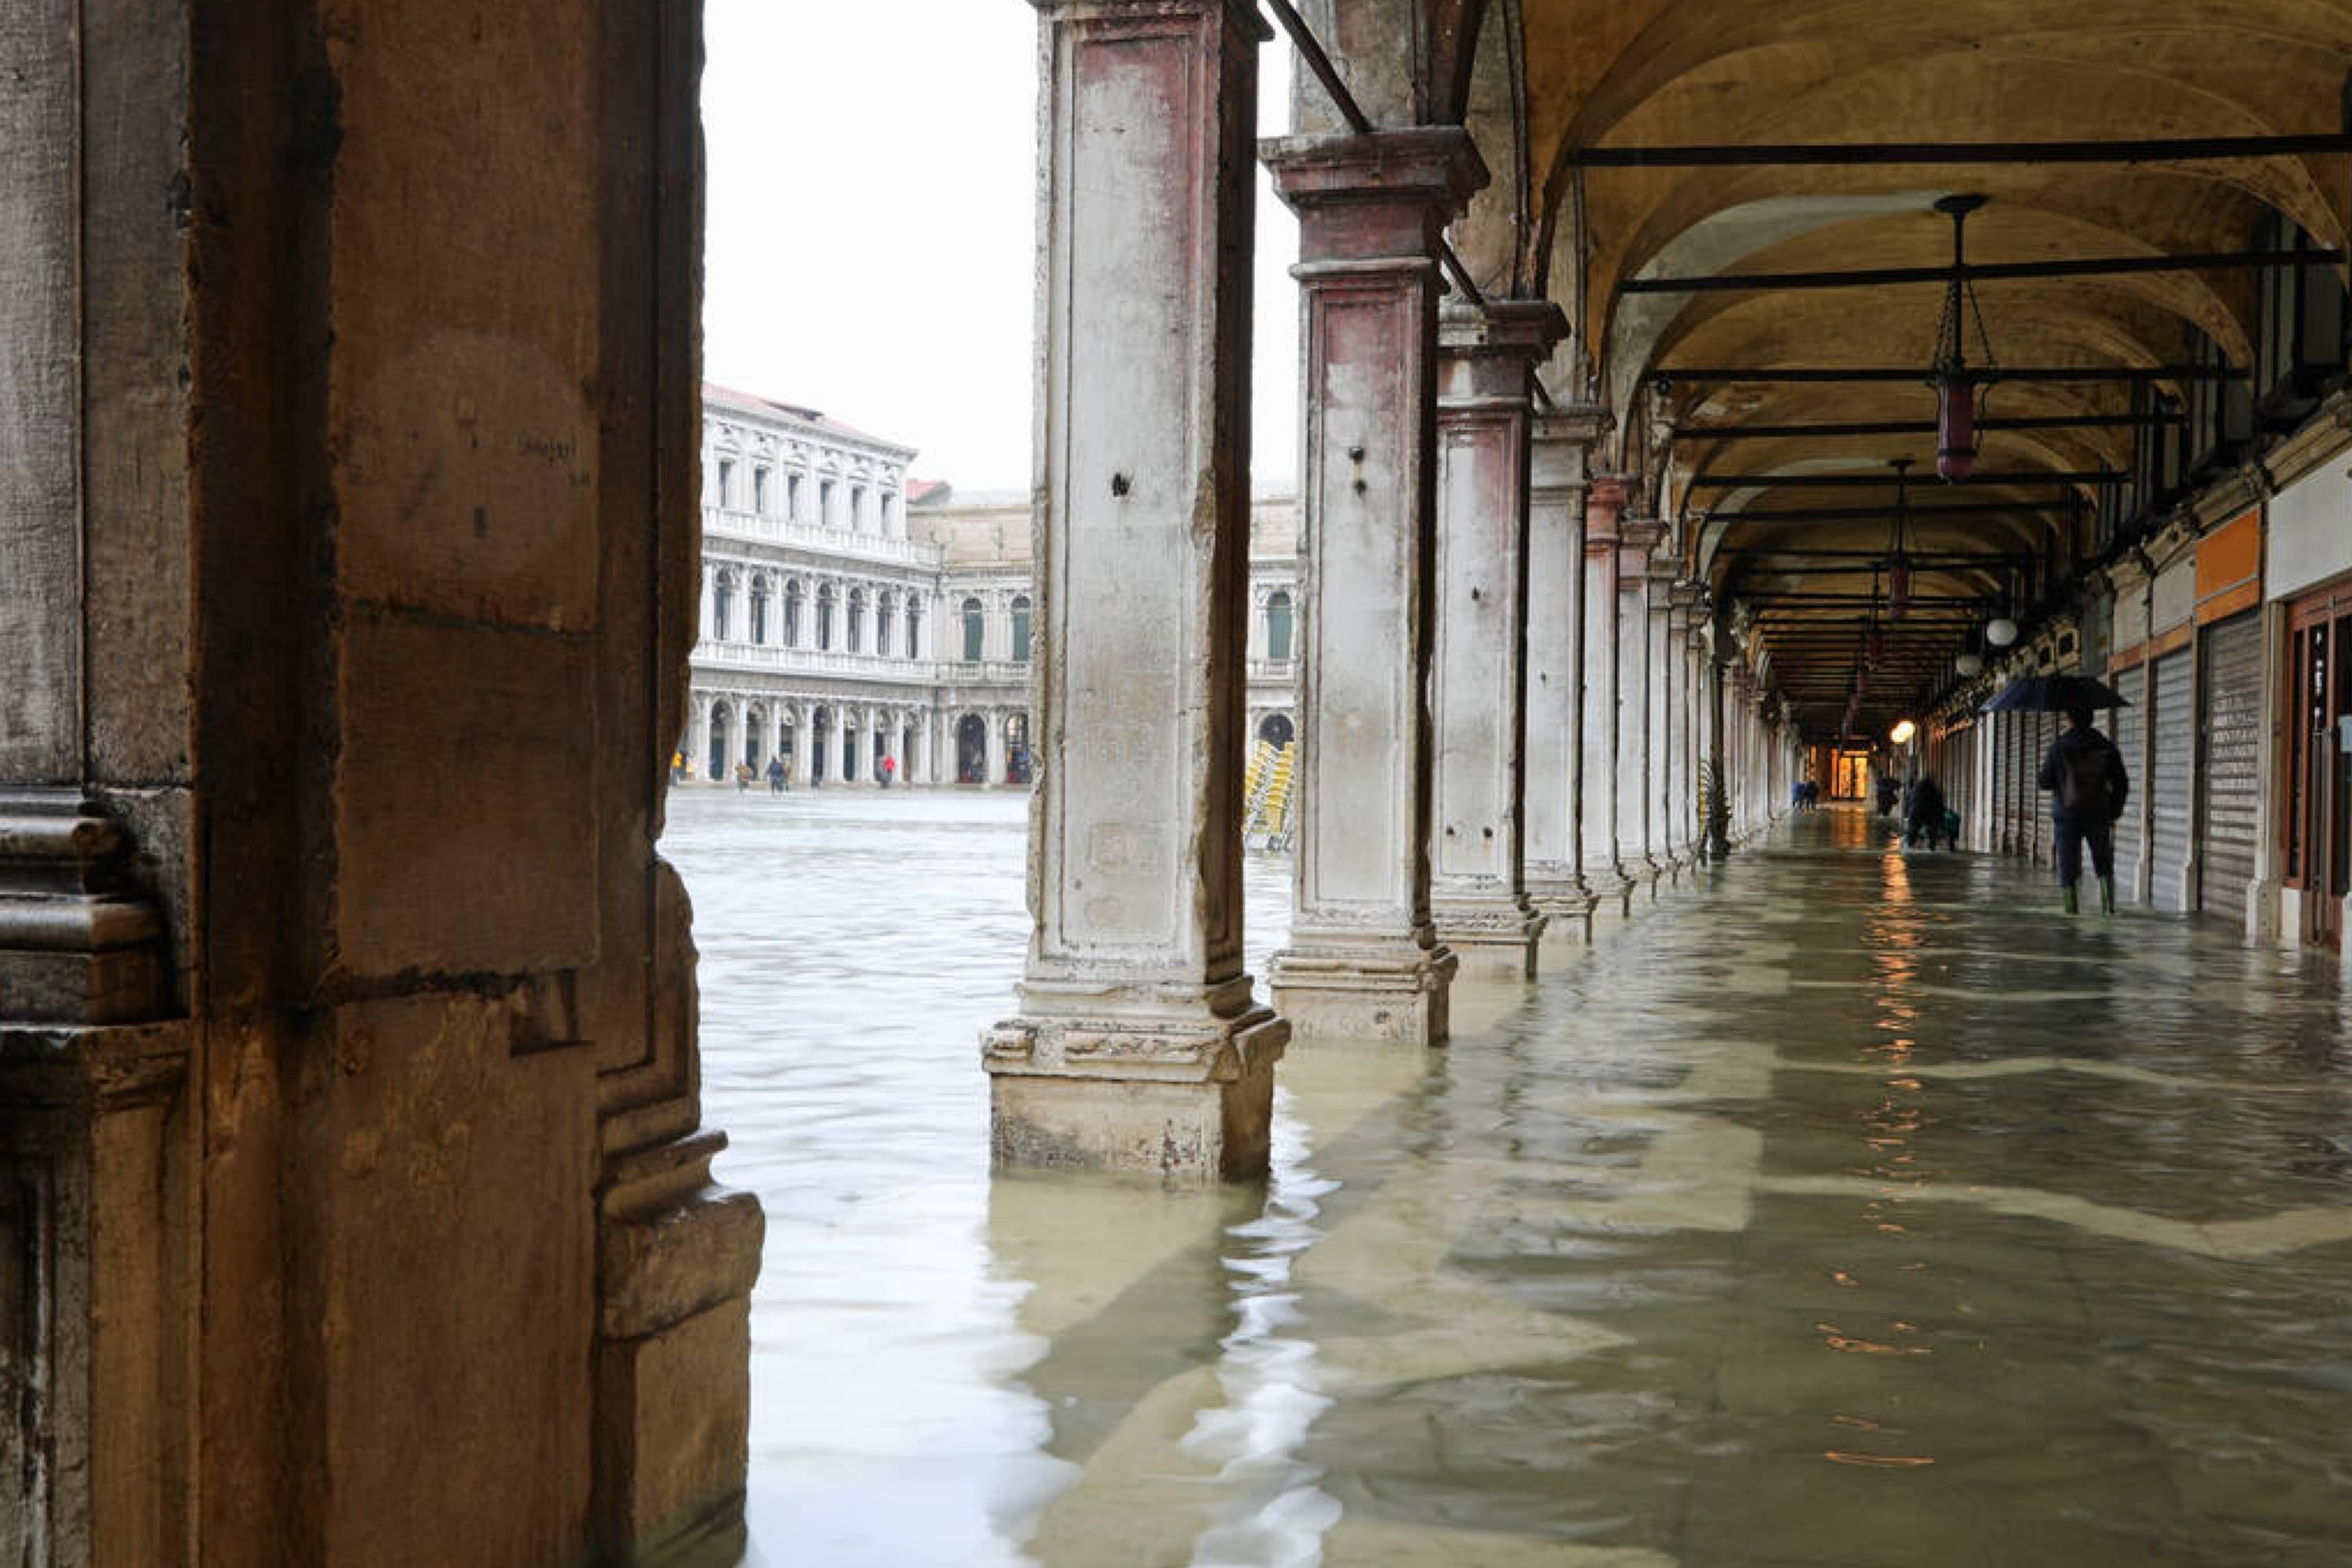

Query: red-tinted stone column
[1583,477,1635,913]
[1262,128,1486,1044]
[1526,407,1607,938]
[982,0,1287,1180]
[1428,301,1567,978]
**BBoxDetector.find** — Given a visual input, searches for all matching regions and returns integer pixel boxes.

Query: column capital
[1439,299,1570,404]
[1584,474,1632,550]
[1620,514,1666,554]
[1262,128,1489,263]
[1029,0,1272,38]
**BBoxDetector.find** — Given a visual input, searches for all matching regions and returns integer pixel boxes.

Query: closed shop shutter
[2009,713,2034,855]
[2033,711,2058,865]
[2111,681,2145,898]
[2196,612,2263,924]
[2149,648,2194,911]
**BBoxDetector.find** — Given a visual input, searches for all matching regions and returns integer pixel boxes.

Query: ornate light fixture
[1886,458,1915,618]
[1955,651,1984,677]
[1928,194,1998,483]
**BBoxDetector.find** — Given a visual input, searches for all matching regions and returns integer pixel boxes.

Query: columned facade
[1524,408,1608,938]
[1263,128,1485,1045]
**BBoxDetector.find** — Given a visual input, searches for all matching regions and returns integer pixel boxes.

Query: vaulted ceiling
[1375,0,2352,736]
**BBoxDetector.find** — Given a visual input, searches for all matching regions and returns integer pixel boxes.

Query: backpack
[2056,742,2111,818]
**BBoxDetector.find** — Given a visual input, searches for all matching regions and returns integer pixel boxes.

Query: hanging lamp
[1928,194,1998,483]
[1886,458,1915,618]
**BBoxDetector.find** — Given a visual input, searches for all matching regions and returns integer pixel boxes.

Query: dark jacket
[1904,776,1946,833]
[2037,725,2129,823]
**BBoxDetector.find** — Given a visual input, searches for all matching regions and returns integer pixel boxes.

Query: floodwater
[664,790,2352,1568]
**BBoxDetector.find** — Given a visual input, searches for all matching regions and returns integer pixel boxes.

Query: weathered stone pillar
[1426,301,1566,979]
[1582,478,1634,910]
[982,0,1287,1181]
[1526,407,1606,939]
[982,708,1004,789]
[1617,518,1665,888]
[1261,126,1486,1044]
[697,561,716,642]
[2,3,762,1563]
[1653,570,1687,874]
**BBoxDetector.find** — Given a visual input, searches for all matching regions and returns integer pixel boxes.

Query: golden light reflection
[1816,1322,1933,1356]
[1825,1451,1936,1468]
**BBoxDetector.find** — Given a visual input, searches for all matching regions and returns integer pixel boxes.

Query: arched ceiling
[1465,0,2352,737]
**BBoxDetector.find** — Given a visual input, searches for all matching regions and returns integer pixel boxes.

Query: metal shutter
[2033,711,2058,866]
[2110,679,2145,899]
[2148,649,2194,912]
[2008,713,2033,856]
[2196,612,2263,924]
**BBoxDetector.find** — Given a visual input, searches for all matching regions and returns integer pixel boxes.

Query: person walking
[766,754,787,793]
[1903,774,1948,851]
[2037,706,2129,913]
[880,755,897,789]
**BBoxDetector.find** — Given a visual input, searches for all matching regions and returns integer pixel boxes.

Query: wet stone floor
[664,790,2352,1568]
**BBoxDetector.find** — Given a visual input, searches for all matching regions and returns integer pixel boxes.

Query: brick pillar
[1261,126,1486,1045]
[982,0,1287,1181]
[1525,407,1607,938]
[1583,478,1634,911]
[1427,300,1566,979]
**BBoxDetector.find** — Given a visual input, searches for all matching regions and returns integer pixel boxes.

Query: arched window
[713,570,737,641]
[707,701,731,782]
[875,593,895,658]
[906,601,923,659]
[961,597,985,663]
[1011,594,1033,664]
[1265,590,1294,662]
[848,589,866,653]
[782,579,804,646]
[817,585,837,651]
[749,575,771,644]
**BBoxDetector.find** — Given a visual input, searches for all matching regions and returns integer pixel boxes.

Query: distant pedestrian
[767,754,787,793]
[880,755,897,789]
[1904,775,1950,851]
[734,760,753,792]
[2037,706,2129,914]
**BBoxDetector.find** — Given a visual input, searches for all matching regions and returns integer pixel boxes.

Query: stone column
[1654,573,1689,874]
[1583,478,1633,909]
[1261,127,1483,1045]
[1617,518,1664,888]
[697,560,715,642]
[1525,407,1606,939]
[982,0,1286,1181]
[688,695,713,784]
[980,708,1002,789]
[1425,300,1565,978]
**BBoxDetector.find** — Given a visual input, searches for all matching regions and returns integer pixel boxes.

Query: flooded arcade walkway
[666,792,2352,1568]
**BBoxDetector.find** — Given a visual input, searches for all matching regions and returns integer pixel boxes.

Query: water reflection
[666,790,2352,1568]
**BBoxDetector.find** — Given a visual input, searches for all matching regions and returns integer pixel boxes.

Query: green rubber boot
[2062,883,2079,915]
[2099,876,2116,915]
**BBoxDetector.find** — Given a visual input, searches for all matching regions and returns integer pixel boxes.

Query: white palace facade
[687,383,1301,787]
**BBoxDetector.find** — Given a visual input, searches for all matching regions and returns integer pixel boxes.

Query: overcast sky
[701,1,1299,495]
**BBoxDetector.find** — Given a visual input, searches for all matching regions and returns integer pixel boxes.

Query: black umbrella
[1979,673,2130,713]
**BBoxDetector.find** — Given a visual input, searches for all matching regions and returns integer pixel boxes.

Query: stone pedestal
[1262,126,1485,1044]
[988,0,1287,1178]
[1428,301,1566,978]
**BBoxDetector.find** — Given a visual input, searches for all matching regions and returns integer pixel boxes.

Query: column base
[982,1004,1288,1181]
[1528,875,1599,943]
[1268,937,1458,1045]
[1431,900,1546,979]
